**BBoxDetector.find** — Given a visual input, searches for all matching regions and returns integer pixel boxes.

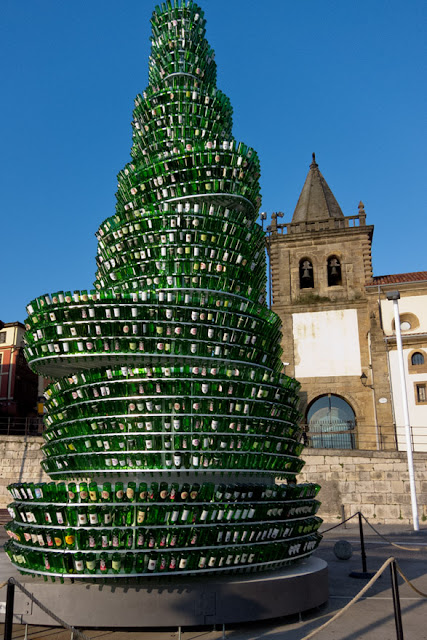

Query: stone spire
[291,153,344,222]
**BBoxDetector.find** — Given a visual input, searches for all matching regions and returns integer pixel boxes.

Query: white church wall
[292,309,361,378]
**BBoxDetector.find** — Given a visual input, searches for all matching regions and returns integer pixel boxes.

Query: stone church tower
[269,154,395,449]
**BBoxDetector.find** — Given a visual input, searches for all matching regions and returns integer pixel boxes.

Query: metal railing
[0,417,43,436]
[301,423,390,451]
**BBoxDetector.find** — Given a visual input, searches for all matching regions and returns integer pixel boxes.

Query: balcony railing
[0,417,44,436]
[300,423,391,451]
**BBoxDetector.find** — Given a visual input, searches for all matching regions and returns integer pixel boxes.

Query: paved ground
[1,519,427,639]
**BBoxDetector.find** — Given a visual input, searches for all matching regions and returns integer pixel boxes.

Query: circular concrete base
[7,557,328,628]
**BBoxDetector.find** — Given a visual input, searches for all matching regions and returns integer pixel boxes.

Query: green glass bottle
[113,506,125,527]
[167,503,180,525]
[54,505,66,526]
[64,529,76,550]
[102,506,112,526]
[169,483,179,502]
[88,482,99,502]
[87,529,98,550]
[73,552,85,573]
[124,552,134,573]
[76,528,88,550]
[146,551,158,573]
[111,552,122,574]
[115,482,125,502]
[135,529,145,549]
[77,506,88,526]
[101,482,112,502]
[125,504,134,526]
[53,529,65,549]
[88,506,100,527]
[159,482,169,501]
[99,552,109,574]
[158,553,168,572]
[85,553,97,574]
[101,531,110,550]
[25,483,36,501]
[67,482,78,503]
[124,529,134,550]
[177,552,190,571]
[180,483,190,502]
[180,502,192,524]
[138,482,148,502]
[148,482,159,501]
[43,505,54,525]
[34,483,46,501]
[66,506,78,527]
[126,481,137,502]
[111,528,122,549]
[135,553,145,574]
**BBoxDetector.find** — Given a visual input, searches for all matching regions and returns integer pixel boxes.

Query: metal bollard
[4,579,15,640]
[390,560,404,640]
[349,512,375,579]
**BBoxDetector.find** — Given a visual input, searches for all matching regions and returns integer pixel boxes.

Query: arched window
[327,255,342,286]
[299,258,314,289]
[306,394,355,449]
[411,352,425,366]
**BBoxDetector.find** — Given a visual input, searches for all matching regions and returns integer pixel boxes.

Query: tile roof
[368,271,427,285]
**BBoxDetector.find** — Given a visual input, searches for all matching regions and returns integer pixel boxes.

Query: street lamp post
[386,290,419,531]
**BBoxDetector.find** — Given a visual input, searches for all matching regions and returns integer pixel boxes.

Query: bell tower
[269,154,395,449]
[270,153,374,306]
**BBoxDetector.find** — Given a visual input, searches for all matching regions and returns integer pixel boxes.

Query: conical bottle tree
[4,0,322,580]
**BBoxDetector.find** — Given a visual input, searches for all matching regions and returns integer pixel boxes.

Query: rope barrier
[360,513,425,552]
[302,513,427,639]
[299,557,395,640]
[7,578,92,640]
[395,560,427,598]
[320,511,359,533]
[322,510,425,552]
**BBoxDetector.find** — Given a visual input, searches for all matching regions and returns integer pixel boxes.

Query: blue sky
[1,0,426,322]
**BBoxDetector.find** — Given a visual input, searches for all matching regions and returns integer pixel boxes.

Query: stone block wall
[297,449,427,524]
[0,437,426,525]
[0,436,49,508]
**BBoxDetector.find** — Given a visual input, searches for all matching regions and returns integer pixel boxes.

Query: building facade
[370,274,427,452]
[269,154,427,451]
[0,321,39,419]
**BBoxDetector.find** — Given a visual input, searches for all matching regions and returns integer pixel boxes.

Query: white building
[373,274,427,452]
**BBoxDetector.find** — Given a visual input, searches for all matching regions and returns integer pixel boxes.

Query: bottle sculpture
[4,0,322,579]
